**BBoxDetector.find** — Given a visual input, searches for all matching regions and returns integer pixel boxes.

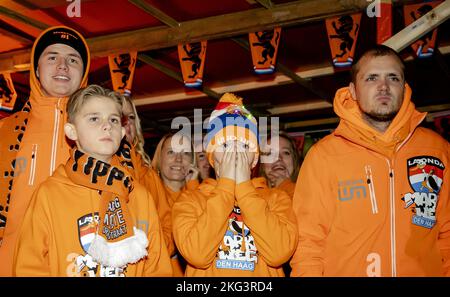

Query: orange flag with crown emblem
[0,73,17,111]
[178,41,207,88]
[326,13,361,68]
[248,27,281,74]
[403,1,442,58]
[108,52,137,95]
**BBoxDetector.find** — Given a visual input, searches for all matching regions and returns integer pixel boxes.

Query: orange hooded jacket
[164,179,199,277]
[0,26,90,276]
[173,177,298,276]
[290,85,450,276]
[13,165,172,276]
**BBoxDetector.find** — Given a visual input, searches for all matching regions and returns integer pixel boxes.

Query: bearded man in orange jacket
[290,45,450,277]
[0,26,90,276]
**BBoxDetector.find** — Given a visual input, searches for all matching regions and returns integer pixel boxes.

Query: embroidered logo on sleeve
[402,156,445,229]
[215,206,258,271]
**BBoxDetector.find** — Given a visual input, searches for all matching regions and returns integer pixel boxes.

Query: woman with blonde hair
[259,131,302,198]
[152,132,199,276]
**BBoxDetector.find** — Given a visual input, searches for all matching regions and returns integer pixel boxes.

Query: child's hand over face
[218,144,236,181]
[235,151,251,184]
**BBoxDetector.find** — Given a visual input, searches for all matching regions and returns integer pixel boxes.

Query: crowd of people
[0,26,448,277]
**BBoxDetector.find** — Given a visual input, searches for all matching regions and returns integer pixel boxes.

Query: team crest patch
[402,156,445,229]
[77,213,99,253]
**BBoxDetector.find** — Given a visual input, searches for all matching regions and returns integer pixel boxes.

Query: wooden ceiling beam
[128,0,180,28]
[0,20,34,44]
[0,0,390,72]
[231,36,330,100]
[138,53,221,100]
[9,0,93,10]
[255,0,273,9]
[384,0,450,52]
[131,44,450,107]
[0,5,49,30]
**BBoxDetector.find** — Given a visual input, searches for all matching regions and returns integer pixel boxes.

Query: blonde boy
[14,85,171,277]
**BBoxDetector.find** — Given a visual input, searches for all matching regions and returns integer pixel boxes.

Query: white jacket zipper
[28,144,38,186]
[50,99,61,176]
[365,165,378,214]
[384,158,396,277]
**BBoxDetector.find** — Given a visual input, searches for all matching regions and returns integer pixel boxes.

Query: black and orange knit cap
[33,26,88,73]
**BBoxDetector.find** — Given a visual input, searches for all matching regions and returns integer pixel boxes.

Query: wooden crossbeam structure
[0,0,386,73]
[138,54,221,100]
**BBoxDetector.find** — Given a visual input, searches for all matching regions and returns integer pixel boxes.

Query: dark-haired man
[290,45,450,276]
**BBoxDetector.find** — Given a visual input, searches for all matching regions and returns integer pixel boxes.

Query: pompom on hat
[205,93,259,168]
[33,26,88,73]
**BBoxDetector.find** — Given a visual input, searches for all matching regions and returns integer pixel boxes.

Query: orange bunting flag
[108,52,137,95]
[0,73,18,111]
[177,41,207,88]
[326,13,361,68]
[377,0,393,44]
[249,27,281,74]
[404,1,441,58]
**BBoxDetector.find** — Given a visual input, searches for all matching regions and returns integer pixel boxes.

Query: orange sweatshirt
[0,27,90,276]
[128,147,173,258]
[13,165,172,277]
[277,179,296,198]
[290,85,450,276]
[172,177,298,276]
[164,179,199,277]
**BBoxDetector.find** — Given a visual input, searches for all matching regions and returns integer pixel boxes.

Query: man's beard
[363,110,398,122]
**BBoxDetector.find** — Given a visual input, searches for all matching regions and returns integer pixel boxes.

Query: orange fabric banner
[248,27,281,74]
[404,1,441,58]
[377,0,393,44]
[326,13,361,68]
[0,73,17,111]
[177,41,207,88]
[108,52,137,95]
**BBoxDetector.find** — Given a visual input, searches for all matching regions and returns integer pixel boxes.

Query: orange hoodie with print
[0,26,90,276]
[290,85,450,276]
[13,164,172,277]
[173,177,298,276]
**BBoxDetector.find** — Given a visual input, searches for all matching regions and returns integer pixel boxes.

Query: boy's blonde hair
[67,84,123,123]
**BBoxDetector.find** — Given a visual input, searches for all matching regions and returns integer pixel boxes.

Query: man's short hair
[67,85,123,123]
[351,45,405,83]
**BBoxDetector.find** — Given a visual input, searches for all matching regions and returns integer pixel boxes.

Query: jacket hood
[30,26,90,103]
[333,84,426,157]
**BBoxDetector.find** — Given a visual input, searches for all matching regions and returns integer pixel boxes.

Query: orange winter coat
[13,165,172,277]
[0,26,90,276]
[173,177,298,276]
[290,85,450,277]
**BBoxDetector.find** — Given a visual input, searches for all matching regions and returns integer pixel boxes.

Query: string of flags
[0,73,17,112]
[0,1,444,112]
